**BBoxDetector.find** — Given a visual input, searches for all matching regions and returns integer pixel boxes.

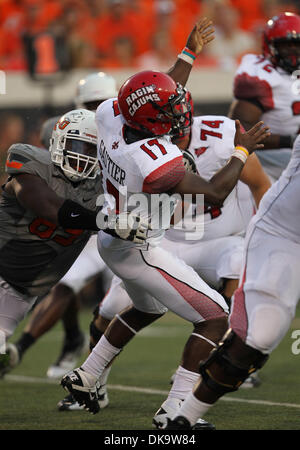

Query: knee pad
[248,304,291,354]
[199,329,268,395]
[0,328,6,353]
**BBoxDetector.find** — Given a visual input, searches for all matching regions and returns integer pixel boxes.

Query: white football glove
[107,212,151,244]
[182,150,197,174]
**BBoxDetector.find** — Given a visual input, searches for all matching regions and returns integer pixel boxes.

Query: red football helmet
[117,70,191,136]
[263,12,300,73]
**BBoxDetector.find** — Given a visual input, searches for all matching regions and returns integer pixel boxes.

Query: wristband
[279,135,293,148]
[232,146,249,164]
[235,145,249,156]
[57,199,99,231]
[177,47,197,65]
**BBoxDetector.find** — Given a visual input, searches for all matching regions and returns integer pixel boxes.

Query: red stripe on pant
[229,268,248,340]
[156,268,226,320]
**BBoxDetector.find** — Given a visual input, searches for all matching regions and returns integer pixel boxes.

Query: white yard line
[5,374,300,410]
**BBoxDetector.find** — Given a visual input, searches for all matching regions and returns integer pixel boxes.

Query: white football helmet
[49,109,99,182]
[75,72,118,110]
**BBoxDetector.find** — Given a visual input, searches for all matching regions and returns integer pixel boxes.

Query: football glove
[182,150,197,174]
[106,212,151,244]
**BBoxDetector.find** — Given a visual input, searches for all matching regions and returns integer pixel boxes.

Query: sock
[81,335,121,379]
[178,392,212,426]
[167,365,200,401]
[99,366,112,386]
[15,332,35,357]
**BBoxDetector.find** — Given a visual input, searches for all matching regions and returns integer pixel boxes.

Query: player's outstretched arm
[167,17,215,87]
[7,174,150,243]
[9,173,65,222]
[239,153,271,207]
[173,120,270,205]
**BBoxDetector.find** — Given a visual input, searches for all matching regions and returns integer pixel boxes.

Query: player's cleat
[152,398,215,430]
[165,416,192,430]
[0,343,20,378]
[61,367,100,414]
[97,384,109,409]
[57,385,109,411]
[47,332,88,379]
[192,418,216,430]
[153,398,182,429]
[240,372,261,388]
[57,393,85,411]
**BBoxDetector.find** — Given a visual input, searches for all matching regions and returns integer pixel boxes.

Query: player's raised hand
[185,17,215,56]
[234,120,270,154]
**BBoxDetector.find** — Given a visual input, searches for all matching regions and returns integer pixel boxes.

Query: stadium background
[2,0,300,432]
[1,0,300,186]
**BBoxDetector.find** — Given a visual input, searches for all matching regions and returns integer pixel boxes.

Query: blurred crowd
[1,0,300,184]
[0,112,28,184]
[1,0,300,74]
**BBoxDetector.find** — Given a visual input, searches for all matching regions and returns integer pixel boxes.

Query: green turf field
[1,306,300,430]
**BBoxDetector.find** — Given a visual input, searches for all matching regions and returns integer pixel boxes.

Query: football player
[152,100,271,427]
[229,12,300,183]
[166,133,300,429]
[0,109,149,377]
[7,73,119,383]
[4,17,215,409]
[58,94,270,423]
[61,57,269,431]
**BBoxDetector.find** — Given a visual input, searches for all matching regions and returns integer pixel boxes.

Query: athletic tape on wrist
[177,47,197,65]
[235,145,249,156]
[232,146,249,164]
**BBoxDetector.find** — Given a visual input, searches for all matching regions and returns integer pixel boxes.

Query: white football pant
[98,232,228,324]
[230,222,300,354]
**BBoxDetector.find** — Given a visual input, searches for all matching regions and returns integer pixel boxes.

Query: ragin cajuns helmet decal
[125,84,161,117]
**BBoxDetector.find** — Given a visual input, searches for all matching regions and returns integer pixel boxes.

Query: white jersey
[95,98,185,247]
[252,134,300,244]
[234,54,300,179]
[166,115,254,242]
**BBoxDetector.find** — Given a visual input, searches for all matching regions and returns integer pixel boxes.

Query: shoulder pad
[234,55,280,111]
[6,143,52,182]
[96,98,120,124]
[133,136,182,179]
[196,115,232,126]
[192,115,235,160]
[236,54,278,81]
[195,115,236,138]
